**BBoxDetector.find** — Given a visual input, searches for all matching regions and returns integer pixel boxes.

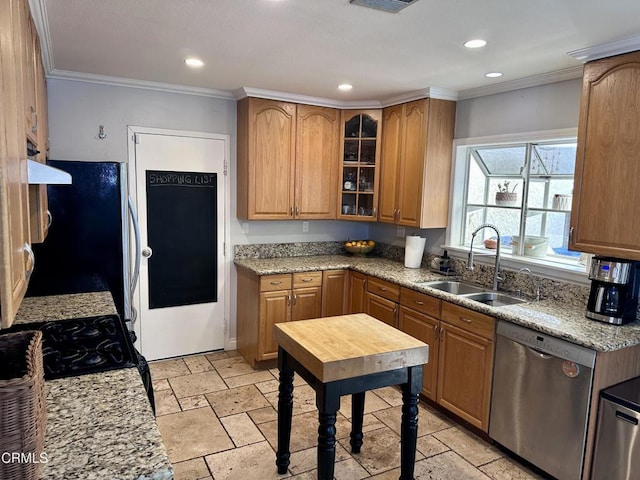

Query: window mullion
[517,144,533,256]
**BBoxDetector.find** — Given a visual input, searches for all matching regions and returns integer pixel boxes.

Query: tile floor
[150,350,545,480]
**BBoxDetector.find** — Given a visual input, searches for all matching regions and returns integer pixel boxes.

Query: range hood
[349,0,419,13]
[27,159,72,185]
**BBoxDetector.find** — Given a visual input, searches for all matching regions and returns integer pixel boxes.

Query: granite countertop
[14,292,173,480]
[234,255,640,352]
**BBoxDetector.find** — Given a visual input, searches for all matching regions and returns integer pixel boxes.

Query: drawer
[293,271,322,288]
[367,276,400,302]
[400,287,441,318]
[260,274,292,292]
[441,302,495,340]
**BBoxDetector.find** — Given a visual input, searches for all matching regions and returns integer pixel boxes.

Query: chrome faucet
[467,224,502,291]
[519,267,541,301]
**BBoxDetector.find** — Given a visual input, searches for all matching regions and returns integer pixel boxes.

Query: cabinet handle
[46,210,53,228]
[286,295,291,306]
[295,206,299,216]
[372,207,377,217]
[301,278,313,283]
[434,325,439,340]
[459,317,473,324]
[292,294,297,305]
[24,243,35,280]
[379,286,387,291]
[414,300,424,306]
[569,226,574,242]
[290,207,294,216]
[270,281,282,285]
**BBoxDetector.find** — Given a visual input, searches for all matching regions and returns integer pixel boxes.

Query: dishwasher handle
[527,346,553,359]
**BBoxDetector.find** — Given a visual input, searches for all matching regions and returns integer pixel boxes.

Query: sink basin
[460,292,527,307]
[417,281,486,295]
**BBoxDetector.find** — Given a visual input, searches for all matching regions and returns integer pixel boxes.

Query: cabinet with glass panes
[463,142,578,259]
[337,110,381,220]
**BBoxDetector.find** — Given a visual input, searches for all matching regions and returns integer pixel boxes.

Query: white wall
[454,78,582,139]
[47,78,367,348]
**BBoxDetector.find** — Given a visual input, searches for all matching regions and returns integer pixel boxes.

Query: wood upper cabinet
[237,98,339,220]
[379,98,456,228]
[0,0,34,329]
[570,50,640,260]
[321,269,349,317]
[337,110,382,221]
[295,105,339,219]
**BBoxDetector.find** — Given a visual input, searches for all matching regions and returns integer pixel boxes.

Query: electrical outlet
[397,226,405,238]
[302,221,309,233]
[241,222,249,234]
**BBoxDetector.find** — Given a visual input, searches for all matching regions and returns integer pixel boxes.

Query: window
[451,135,581,266]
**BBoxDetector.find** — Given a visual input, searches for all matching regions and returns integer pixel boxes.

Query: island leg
[400,365,423,480]
[276,348,295,475]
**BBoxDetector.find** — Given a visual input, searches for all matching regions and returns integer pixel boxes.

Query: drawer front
[293,271,322,289]
[260,274,292,292]
[367,276,400,302]
[400,287,441,318]
[441,302,495,340]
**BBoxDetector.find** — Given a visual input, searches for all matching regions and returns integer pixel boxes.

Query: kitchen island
[14,292,173,480]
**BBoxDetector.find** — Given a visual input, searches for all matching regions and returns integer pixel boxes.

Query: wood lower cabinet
[348,271,367,313]
[399,305,439,400]
[438,302,495,431]
[378,98,456,228]
[570,50,640,260]
[237,97,339,220]
[365,292,398,328]
[237,269,322,366]
[321,269,348,317]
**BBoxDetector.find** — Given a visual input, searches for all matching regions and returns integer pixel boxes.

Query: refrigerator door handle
[128,196,141,324]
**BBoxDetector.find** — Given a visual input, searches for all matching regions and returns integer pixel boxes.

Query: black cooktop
[7,314,137,380]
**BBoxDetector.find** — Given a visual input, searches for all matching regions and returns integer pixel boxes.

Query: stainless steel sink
[459,292,527,307]
[417,281,487,295]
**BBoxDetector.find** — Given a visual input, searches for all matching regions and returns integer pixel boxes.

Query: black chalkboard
[145,170,218,309]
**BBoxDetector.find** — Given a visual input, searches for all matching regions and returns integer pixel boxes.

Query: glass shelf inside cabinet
[339,111,380,220]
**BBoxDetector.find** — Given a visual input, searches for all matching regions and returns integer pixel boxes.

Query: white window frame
[445,127,590,285]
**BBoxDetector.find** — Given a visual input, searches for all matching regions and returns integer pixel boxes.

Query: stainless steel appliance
[586,256,640,325]
[489,321,596,480]
[591,376,640,479]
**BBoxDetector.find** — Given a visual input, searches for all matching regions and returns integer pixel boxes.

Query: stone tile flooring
[150,351,545,480]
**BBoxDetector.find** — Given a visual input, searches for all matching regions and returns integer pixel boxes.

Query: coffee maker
[586,256,640,325]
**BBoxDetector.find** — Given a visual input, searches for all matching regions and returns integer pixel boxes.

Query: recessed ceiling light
[338,84,353,91]
[464,39,487,49]
[485,72,503,78]
[185,58,204,68]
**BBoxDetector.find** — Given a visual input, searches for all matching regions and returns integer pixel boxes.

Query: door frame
[127,125,232,352]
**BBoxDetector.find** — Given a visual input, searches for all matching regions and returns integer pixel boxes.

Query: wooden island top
[274,313,429,382]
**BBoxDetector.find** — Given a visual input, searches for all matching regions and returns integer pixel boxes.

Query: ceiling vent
[349,0,419,13]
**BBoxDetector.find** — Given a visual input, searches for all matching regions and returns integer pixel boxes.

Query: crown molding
[380,87,458,107]
[568,35,640,63]
[48,69,235,100]
[457,66,583,100]
[28,0,54,72]
[234,87,382,109]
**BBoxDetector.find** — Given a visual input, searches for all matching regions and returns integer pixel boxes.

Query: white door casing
[127,126,231,360]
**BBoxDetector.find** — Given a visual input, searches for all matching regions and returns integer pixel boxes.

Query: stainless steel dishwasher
[489,321,596,480]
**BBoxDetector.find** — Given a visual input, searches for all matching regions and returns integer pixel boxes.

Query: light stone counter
[234,255,640,352]
[14,292,173,480]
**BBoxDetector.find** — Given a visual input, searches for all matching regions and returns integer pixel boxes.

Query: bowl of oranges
[344,239,376,256]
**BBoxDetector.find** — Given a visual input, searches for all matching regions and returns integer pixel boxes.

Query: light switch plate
[397,226,405,238]
[241,222,249,234]
[302,221,309,233]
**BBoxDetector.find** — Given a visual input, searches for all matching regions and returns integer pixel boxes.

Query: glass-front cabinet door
[337,110,381,221]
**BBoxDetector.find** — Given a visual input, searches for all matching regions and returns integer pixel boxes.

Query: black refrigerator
[25,160,154,411]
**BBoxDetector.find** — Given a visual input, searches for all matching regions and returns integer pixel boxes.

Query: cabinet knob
[141,246,153,258]
[459,317,473,324]
[379,286,387,291]
[24,243,35,280]
[414,300,424,306]
[46,210,53,228]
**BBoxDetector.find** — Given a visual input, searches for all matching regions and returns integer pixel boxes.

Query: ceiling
[33,0,640,104]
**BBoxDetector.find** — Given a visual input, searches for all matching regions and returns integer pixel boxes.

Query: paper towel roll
[404,235,426,268]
